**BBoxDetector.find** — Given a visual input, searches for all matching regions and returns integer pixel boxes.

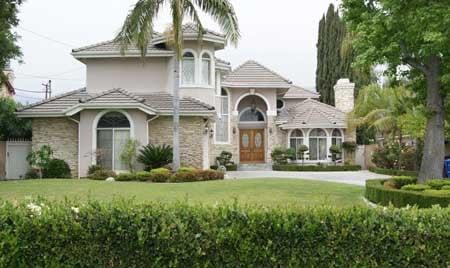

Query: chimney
[334,78,354,113]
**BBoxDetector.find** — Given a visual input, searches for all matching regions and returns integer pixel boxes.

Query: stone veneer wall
[32,118,78,177]
[148,116,205,168]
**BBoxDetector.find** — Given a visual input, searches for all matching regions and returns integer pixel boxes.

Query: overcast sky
[11,0,340,104]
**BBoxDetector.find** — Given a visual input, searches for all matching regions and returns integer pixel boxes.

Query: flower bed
[365,178,450,208]
[273,164,361,172]
[1,200,448,266]
[368,167,418,177]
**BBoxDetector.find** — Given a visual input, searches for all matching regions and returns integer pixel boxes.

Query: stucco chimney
[334,78,354,113]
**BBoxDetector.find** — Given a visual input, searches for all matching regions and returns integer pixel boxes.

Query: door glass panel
[254,132,262,148]
[242,133,249,148]
[113,129,130,170]
[97,129,113,170]
[319,138,327,160]
[309,138,318,160]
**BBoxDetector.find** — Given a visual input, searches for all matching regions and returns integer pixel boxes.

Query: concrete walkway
[225,170,390,186]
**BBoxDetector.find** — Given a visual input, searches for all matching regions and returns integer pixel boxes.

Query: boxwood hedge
[368,167,418,177]
[366,179,450,208]
[0,200,448,267]
[273,164,361,171]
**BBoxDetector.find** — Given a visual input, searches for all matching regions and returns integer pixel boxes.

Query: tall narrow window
[215,89,229,142]
[201,53,211,85]
[331,129,343,159]
[309,128,327,161]
[96,112,131,171]
[289,129,304,159]
[181,52,195,85]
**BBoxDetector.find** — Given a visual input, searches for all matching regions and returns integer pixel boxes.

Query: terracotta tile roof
[283,85,320,99]
[17,88,214,116]
[277,98,346,129]
[222,60,292,88]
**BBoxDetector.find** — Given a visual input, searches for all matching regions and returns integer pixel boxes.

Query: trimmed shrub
[136,171,151,182]
[401,184,431,192]
[197,169,225,181]
[0,200,448,267]
[88,169,116,181]
[442,185,450,190]
[387,176,417,189]
[170,171,198,183]
[87,165,103,175]
[148,168,172,183]
[42,159,71,178]
[177,167,198,173]
[425,179,450,190]
[116,173,137,182]
[365,179,450,208]
[273,164,361,172]
[137,144,172,170]
[210,164,237,171]
[423,189,450,196]
[369,167,418,177]
[24,169,39,179]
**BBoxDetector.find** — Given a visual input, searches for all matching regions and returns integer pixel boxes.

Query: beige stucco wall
[32,118,79,177]
[148,116,206,168]
[78,109,149,177]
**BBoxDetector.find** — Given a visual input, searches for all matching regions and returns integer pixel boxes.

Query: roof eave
[64,103,158,116]
[71,50,174,59]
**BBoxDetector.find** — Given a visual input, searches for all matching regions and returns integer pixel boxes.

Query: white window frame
[91,110,135,171]
[200,51,213,86]
[288,129,304,160]
[331,128,344,160]
[307,128,328,161]
[180,49,198,86]
[214,88,231,144]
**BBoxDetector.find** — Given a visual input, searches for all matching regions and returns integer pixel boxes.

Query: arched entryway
[237,95,267,163]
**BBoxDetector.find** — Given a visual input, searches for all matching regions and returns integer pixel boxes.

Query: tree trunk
[172,58,181,171]
[418,56,445,183]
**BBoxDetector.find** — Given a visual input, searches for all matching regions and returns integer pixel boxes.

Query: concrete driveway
[225,170,390,186]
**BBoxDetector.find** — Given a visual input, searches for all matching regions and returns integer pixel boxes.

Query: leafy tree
[0,0,23,84]
[27,145,53,178]
[120,139,139,172]
[115,0,240,170]
[0,97,32,140]
[342,0,450,182]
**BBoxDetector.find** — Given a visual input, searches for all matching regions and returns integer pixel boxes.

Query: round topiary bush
[42,159,71,178]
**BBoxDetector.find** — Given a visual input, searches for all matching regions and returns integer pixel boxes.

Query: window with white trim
[215,89,229,142]
[289,129,304,159]
[96,112,130,170]
[309,128,327,161]
[201,53,211,85]
[181,52,195,85]
[331,129,343,159]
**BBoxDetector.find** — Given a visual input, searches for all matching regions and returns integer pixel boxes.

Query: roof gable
[222,60,292,88]
[283,85,320,99]
[277,98,346,129]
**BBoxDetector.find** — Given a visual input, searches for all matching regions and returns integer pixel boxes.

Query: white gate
[6,139,32,179]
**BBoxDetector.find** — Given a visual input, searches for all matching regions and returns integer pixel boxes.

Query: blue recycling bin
[444,159,450,178]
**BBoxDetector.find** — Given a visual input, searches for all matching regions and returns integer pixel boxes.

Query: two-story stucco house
[17,24,355,177]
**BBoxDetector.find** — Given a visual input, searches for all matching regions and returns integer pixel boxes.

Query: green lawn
[0,178,364,208]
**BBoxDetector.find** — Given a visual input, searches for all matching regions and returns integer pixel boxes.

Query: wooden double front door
[239,129,265,163]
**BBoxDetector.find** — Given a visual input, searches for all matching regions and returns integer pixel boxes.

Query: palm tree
[115,0,240,170]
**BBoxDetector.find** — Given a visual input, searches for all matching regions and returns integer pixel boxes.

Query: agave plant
[137,144,173,171]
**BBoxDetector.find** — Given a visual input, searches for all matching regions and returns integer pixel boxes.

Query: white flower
[27,203,42,216]
[71,207,80,214]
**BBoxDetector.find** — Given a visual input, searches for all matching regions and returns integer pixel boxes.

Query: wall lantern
[232,127,237,135]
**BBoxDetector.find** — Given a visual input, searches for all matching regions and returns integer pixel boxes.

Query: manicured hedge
[369,167,418,177]
[210,164,238,171]
[273,164,361,171]
[366,179,450,208]
[0,200,448,266]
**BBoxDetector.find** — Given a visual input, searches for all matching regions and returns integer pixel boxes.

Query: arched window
[331,129,343,159]
[181,51,195,85]
[239,109,265,122]
[201,53,211,85]
[289,129,304,159]
[216,88,229,142]
[96,112,130,171]
[309,128,327,161]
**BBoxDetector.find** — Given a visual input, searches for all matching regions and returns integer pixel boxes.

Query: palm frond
[115,0,163,57]
[183,1,204,43]
[170,0,184,59]
[194,0,240,45]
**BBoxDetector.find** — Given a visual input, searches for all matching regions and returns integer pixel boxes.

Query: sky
[11,0,340,104]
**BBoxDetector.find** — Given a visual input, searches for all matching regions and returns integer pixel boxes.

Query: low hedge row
[209,164,238,171]
[369,167,418,177]
[365,179,450,208]
[113,168,224,183]
[273,164,361,172]
[0,200,448,267]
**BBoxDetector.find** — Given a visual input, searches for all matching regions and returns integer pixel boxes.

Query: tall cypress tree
[316,4,361,105]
